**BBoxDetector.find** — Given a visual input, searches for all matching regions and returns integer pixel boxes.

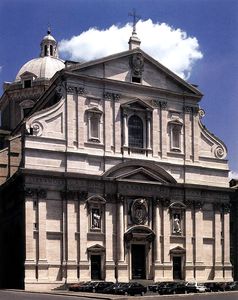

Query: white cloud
[229,171,238,180]
[59,19,203,79]
[0,66,2,73]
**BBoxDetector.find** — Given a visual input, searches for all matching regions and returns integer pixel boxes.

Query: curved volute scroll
[25,93,66,139]
[198,108,227,160]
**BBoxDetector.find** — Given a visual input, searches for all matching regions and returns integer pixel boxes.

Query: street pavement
[1,290,238,300]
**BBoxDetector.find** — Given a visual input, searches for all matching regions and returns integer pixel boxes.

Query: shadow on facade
[0,176,25,289]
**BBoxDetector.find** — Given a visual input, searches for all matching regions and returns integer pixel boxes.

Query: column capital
[184,199,193,208]
[160,101,167,110]
[194,200,204,210]
[37,189,47,199]
[184,106,193,114]
[104,92,121,101]
[24,188,37,198]
[117,193,125,203]
[76,86,85,95]
[223,202,231,213]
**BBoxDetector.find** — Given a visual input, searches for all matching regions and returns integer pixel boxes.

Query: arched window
[50,45,53,56]
[128,115,143,148]
[44,45,47,56]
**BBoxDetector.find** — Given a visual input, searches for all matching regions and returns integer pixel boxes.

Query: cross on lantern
[128,9,141,34]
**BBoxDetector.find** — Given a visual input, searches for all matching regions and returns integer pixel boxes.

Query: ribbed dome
[15,57,65,81]
[15,30,65,81]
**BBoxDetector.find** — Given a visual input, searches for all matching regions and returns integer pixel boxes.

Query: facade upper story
[0,31,229,188]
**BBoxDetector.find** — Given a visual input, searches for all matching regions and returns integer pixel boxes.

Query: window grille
[128,115,143,148]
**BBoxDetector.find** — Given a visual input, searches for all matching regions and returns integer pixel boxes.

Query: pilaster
[79,193,89,280]
[214,203,223,280]
[104,93,112,153]
[38,189,48,281]
[152,103,160,157]
[223,204,233,280]
[105,202,115,281]
[184,106,192,161]
[162,199,172,280]
[117,195,128,281]
[67,196,78,282]
[194,201,204,280]
[160,102,168,159]
[185,201,194,281]
[154,198,163,280]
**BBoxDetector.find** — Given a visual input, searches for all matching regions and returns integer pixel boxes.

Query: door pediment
[115,167,168,184]
[103,160,176,184]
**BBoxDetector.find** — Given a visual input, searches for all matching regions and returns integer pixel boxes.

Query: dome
[42,34,56,43]
[15,29,65,81]
[15,57,65,81]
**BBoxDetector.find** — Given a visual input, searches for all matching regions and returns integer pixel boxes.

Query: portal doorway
[131,244,146,279]
[173,256,182,280]
[91,255,101,280]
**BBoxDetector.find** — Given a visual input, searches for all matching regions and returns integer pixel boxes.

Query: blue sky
[0,0,238,174]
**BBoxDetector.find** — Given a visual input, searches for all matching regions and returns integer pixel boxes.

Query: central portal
[131,244,146,279]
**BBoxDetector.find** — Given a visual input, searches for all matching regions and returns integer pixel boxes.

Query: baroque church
[0,25,233,290]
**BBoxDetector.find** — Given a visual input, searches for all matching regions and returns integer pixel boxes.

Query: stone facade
[0,31,233,290]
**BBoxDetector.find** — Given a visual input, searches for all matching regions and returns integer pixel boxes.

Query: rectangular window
[91,116,99,139]
[132,76,141,83]
[171,124,182,151]
[24,80,32,88]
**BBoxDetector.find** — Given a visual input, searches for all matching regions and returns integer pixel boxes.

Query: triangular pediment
[169,246,186,254]
[20,71,37,79]
[121,98,153,111]
[116,167,167,184]
[68,48,202,97]
[103,160,177,184]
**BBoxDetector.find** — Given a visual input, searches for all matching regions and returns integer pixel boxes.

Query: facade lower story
[0,165,232,291]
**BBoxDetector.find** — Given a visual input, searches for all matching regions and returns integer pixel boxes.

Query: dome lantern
[40,28,59,58]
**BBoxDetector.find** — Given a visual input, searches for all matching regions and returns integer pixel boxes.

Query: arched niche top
[169,201,186,210]
[168,119,183,126]
[85,195,106,205]
[124,225,155,243]
[85,107,103,114]
[103,160,177,184]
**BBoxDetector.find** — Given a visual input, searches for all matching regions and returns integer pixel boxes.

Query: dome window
[19,71,37,89]
[24,79,32,89]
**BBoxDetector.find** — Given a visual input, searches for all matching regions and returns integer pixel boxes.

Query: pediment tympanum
[68,49,202,97]
[103,160,176,184]
[121,98,153,112]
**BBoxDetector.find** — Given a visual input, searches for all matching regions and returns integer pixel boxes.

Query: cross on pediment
[129,8,141,34]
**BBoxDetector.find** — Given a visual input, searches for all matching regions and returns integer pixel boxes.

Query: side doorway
[173,256,182,280]
[91,255,101,280]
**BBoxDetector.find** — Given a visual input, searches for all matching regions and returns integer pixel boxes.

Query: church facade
[0,29,233,290]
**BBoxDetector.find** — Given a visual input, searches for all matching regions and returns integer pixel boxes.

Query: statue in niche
[173,214,181,234]
[92,208,101,229]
